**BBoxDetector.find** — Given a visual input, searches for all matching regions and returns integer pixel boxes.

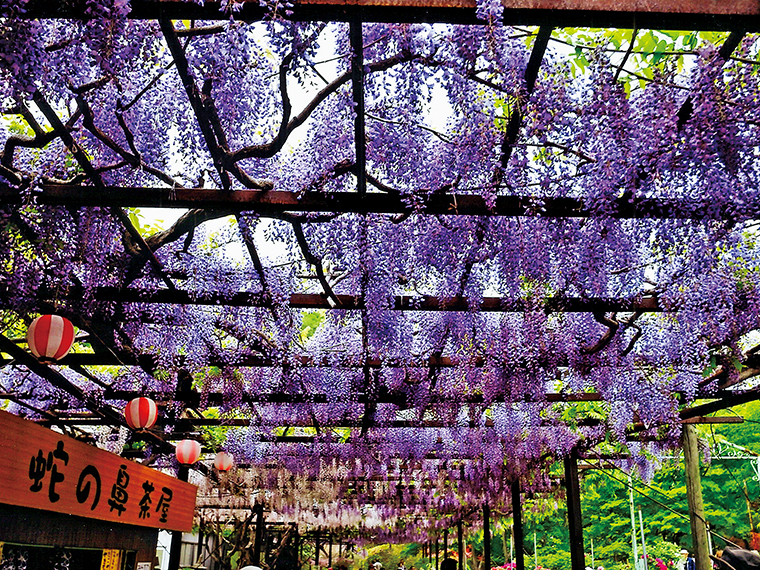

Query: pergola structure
[3,1,760,569]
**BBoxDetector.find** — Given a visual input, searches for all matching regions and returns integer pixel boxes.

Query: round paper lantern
[124,397,158,430]
[176,439,201,465]
[214,451,234,472]
[26,315,75,361]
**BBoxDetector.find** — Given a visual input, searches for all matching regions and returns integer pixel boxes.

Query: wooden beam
[0,284,663,313]
[98,388,603,404]
[564,452,585,570]
[11,0,760,29]
[3,185,756,220]
[680,388,760,419]
[680,415,743,424]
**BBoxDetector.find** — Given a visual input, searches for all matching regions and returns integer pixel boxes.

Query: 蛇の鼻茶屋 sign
[0,410,197,531]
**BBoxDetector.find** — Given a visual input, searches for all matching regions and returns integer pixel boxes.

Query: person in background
[441,558,458,570]
[677,550,695,570]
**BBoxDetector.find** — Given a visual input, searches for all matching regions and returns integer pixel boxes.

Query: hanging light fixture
[124,397,158,430]
[26,315,75,361]
[214,451,234,472]
[175,439,201,465]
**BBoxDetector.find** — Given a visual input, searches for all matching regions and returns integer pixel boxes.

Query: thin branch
[71,76,112,94]
[121,65,174,112]
[620,310,644,356]
[33,92,177,291]
[468,73,514,94]
[77,95,182,188]
[613,27,638,83]
[366,112,458,145]
[1,104,82,171]
[176,24,226,37]
[231,50,426,163]
[522,141,596,165]
[291,222,341,308]
[160,17,233,191]
[620,68,689,90]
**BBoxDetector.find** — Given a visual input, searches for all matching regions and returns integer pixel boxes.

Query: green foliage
[301,310,325,343]
[401,543,422,558]
[645,538,681,562]
[7,115,34,137]
[126,208,166,237]
[554,28,731,92]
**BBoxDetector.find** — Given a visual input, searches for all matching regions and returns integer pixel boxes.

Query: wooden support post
[458,520,464,570]
[512,480,524,570]
[316,530,321,569]
[484,504,491,570]
[349,19,366,195]
[444,529,448,558]
[168,465,189,570]
[197,529,204,566]
[436,535,440,570]
[683,424,711,570]
[564,453,585,570]
[329,534,333,568]
[253,503,265,566]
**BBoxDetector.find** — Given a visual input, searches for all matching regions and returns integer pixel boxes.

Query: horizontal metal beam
[2,185,755,220]
[10,0,760,29]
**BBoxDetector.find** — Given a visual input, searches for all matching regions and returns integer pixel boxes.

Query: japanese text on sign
[0,410,196,531]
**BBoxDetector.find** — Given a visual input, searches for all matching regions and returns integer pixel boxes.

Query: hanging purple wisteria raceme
[1,0,760,537]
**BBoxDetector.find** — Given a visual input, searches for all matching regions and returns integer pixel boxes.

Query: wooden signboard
[0,410,197,531]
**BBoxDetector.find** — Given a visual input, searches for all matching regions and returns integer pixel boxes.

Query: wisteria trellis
[1,0,760,539]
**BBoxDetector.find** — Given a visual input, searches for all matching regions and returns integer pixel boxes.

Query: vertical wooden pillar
[253,503,265,566]
[483,504,491,570]
[512,480,524,570]
[444,529,448,558]
[315,530,321,569]
[564,453,585,570]
[168,465,189,570]
[436,535,440,569]
[349,20,366,195]
[329,534,333,568]
[197,529,204,566]
[457,520,464,570]
[683,424,711,570]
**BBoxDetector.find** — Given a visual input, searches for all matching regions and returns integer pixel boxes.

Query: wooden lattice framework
[2,3,760,569]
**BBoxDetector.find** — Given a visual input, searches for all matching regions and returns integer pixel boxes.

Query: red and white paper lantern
[176,439,201,465]
[214,451,234,472]
[26,315,75,361]
[124,397,158,430]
